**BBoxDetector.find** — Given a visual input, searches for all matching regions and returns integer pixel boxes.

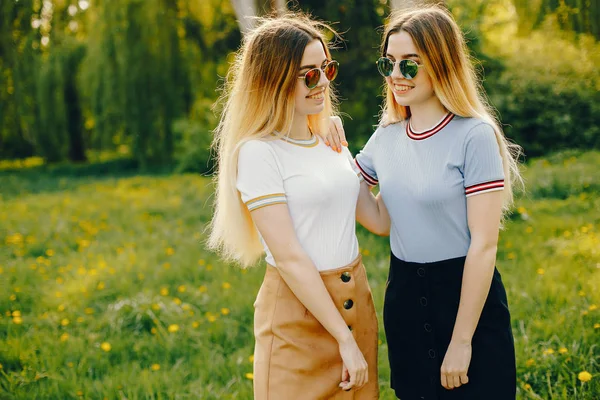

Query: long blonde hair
[207,14,338,267]
[380,6,522,215]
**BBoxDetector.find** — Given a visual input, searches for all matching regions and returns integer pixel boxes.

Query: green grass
[0,150,599,399]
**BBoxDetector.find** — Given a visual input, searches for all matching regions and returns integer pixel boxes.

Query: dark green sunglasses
[376,57,422,79]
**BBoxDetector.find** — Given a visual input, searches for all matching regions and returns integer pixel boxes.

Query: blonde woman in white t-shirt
[207,13,389,400]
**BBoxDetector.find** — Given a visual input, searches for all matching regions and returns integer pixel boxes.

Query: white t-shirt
[236,134,360,271]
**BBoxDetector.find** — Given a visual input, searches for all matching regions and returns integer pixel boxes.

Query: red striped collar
[406,112,455,140]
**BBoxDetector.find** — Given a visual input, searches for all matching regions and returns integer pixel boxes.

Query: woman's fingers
[330,125,342,152]
[441,370,468,390]
[340,363,349,383]
[441,372,448,389]
[333,116,347,147]
[452,374,461,388]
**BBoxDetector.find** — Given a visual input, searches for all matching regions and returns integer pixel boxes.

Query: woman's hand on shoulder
[316,116,348,153]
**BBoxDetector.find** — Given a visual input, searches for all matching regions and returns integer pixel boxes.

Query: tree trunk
[389,0,442,10]
[231,0,257,35]
[271,0,286,14]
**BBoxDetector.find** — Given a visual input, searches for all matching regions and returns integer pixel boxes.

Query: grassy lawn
[0,151,598,399]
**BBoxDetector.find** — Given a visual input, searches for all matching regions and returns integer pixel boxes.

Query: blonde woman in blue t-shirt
[326,5,522,400]
[208,13,390,400]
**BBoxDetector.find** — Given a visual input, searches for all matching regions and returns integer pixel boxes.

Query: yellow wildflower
[177,285,186,293]
[578,371,592,382]
[222,282,231,290]
[245,373,254,380]
[100,342,111,352]
[151,364,160,371]
[543,349,554,355]
[167,324,179,333]
[61,318,70,326]
[525,359,535,367]
[536,268,545,275]
[558,347,568,354]
[589,304,598,311]
[61,333,69,342]
[13,316,23,324]
[221,308,230,315]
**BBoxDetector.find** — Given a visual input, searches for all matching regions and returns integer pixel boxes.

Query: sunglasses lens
[324,61,339,82]
[304,69,320,89]
[400,59,419,79]
[377,58,394,77]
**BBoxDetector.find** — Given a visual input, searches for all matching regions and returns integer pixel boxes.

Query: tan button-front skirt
[253,255,379,400]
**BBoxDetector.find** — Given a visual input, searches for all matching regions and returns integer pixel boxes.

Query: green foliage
[83,0,191,169]
[489,28,600,157]
[36,38,87,163]
[1,0,600,167]
[0,0,39,160]
[172,99,216,175]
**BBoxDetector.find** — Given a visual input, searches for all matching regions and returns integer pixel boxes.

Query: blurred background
[0,0,598,399]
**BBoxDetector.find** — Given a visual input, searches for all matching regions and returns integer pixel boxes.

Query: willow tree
[36,37,86,162]
[83,0,190,168]
[0,0,39,159]
[513,0,599,39]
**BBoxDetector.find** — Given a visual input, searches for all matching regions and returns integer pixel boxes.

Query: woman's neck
[408,97,448,131]
[287,113,312,140]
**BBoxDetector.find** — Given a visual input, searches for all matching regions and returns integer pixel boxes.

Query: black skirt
[384,253,516,400]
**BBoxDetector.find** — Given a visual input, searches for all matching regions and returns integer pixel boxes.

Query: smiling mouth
[392,83,414,94]
[307,90,325,100]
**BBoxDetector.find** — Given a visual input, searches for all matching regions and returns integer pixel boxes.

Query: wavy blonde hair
[380,5,522,215]
[207,14,339,267]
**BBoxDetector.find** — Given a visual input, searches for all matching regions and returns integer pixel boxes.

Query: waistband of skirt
[266,254,363,276]
[390,252,466,269]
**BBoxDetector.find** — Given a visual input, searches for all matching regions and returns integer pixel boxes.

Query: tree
[83,0,191,168]
[230,0,287,35]
[0,0,39,160]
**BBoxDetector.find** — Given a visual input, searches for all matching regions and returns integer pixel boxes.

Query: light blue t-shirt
[355,113,505,263]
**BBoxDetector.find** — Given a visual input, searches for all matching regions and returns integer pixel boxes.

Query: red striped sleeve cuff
[354,159,378,186]
[465,180,505,197]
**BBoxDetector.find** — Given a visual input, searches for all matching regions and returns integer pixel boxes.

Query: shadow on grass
[0,158,184,201]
